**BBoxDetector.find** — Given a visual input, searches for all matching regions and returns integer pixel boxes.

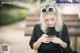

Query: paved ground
[0,21,32,53]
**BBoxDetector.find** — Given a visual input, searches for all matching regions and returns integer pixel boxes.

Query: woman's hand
[50,36,63,44]
[33,34,50,50]
[39,34,50,43]
[50,36,67,48]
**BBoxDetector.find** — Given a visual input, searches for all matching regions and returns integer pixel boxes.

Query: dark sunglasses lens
[49,8,53,12]
[42,9,46,13]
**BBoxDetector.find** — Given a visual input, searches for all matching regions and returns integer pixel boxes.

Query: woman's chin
[47,26,54,27]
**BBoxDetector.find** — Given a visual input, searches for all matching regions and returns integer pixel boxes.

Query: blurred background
[0,0,80,53]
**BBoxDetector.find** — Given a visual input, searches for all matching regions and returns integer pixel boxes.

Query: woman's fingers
[50,37,62,44]
[40,34,62,44]
[42,37,50,43]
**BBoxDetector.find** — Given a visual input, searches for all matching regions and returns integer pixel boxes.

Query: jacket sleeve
[61,24,73,53]
[29,25,38,49]
[61,24,70,48]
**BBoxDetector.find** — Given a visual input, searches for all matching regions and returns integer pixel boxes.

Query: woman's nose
[48,21,52,24]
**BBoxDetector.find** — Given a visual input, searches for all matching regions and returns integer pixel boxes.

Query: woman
[29,4,71,53]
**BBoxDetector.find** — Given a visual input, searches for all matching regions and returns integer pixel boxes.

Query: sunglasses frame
[41,5,56,13]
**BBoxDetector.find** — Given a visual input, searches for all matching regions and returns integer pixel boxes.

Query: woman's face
[44,14,57,27]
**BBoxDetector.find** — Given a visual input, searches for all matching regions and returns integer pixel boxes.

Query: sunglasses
[41,5,56,13]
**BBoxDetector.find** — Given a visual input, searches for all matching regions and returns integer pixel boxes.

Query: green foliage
[32,0,37,3]
[40,0,46,3]
[0,9,28,26]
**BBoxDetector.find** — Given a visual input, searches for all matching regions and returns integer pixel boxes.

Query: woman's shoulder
[34,24,41,28]
[63,23,67,28]
[62,23,68,30]
[33,24,42,32]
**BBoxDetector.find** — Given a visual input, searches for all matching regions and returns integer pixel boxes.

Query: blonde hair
[39,4,63,33]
